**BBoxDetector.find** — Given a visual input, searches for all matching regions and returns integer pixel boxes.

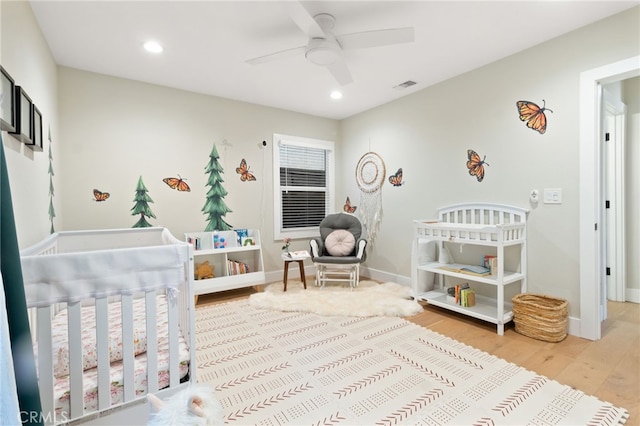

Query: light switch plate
[544,188,562,204]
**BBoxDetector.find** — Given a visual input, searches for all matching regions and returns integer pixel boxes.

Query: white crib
[20,227,196,425]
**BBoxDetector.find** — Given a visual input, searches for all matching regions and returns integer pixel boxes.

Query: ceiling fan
[245,2,415,86]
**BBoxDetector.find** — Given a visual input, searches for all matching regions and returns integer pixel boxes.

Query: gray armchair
[309,212,367,289]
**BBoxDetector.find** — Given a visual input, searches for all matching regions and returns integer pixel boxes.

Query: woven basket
[512,293,568,342]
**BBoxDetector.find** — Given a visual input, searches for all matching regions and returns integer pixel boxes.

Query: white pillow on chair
[325,230,356,256]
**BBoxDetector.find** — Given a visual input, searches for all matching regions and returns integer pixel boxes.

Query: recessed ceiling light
[330,90,342,100]
[143,41,163,54]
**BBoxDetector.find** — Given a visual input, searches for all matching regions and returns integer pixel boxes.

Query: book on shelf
[187,236,201,250]
[447,284,476,307]
[227,259,250,275]
[483,255,498,275]
[234,228,249,245]
[439,263,491,276]
[284,250,310,260]
[483,255,496,268]
[459,287,475,307]
[241,236,255,246]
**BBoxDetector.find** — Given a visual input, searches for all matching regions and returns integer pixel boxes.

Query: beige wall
[2,2,639,326]
[1,0,60,247]
[56,67,338,273]
[2,1,338,275]
[339,7,640,318]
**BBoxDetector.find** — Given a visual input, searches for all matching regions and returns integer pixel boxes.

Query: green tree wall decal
[47,126,56,233]
[202,143,232,231]
[131,176,156,228]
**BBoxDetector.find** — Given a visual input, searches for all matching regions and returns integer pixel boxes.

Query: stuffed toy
[147,384,224,425]
[195,261,215,280]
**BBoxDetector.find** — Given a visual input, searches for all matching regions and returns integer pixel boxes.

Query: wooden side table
[282,253,309,291]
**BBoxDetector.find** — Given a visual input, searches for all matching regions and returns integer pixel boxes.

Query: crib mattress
[38,294,190,418]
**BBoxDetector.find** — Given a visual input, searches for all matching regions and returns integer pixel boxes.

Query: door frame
[603,89,626,303]
[579,55,639,341]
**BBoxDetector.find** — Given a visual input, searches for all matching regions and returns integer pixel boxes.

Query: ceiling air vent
[393,80,417,90]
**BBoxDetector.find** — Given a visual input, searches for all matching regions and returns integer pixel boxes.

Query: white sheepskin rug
[248,280,423,317]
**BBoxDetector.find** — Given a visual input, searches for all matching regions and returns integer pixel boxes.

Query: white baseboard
[267,265,637,339]
[360,267,588,338]
[265,270,283,284]
[625,287,640,303]
[567,315,580,338]
[265,264,315,286]
[266,265,408,287]
[360,266,411,286]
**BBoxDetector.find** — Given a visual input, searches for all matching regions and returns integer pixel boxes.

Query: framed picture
[27,105,43,151]
[0,66,16,132]
[9,86,33,145]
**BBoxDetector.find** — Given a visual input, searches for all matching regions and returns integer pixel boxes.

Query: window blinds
[279,144,328,229]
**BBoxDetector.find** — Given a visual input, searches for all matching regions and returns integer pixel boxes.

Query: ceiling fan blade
[286,1,326,39]
[337,27,414,50]
[246,45,306,65]
[326,58,353,86]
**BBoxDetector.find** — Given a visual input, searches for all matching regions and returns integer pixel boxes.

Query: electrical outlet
[530,189,539,203]
[544,188,562,204]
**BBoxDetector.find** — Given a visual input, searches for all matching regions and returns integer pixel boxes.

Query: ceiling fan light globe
[306,46,339,65]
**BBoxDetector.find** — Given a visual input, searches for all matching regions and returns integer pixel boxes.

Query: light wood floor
[411,297,640,423]
[196,282,640,423]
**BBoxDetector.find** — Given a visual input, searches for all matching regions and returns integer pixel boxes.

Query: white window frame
[273,133,335,240]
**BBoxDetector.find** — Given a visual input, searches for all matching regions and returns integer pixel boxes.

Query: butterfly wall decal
[93,189,110,202]
[516,99,553,134]
[236,158,256,182]
[388,168,404,187]
[343,196,357,213]
[466,149,489,182]
[163,175,191,192]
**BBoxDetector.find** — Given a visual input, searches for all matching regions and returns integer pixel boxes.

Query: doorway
[579,55,640,341]
[602,86,626,304]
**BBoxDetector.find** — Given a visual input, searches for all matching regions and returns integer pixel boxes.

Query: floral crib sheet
[35,294,190,418]
[53,336,190,418]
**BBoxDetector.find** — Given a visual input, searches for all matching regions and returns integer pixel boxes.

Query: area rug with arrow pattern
[195,299,629,425]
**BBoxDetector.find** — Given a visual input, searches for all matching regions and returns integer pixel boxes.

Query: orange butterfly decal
[388,168,404,187]
[236,158,256,182]
[163,175,191,192]
[343,196,357,213]
[516,100,553,134]
[93,189,110,202]
[466,149,489,182]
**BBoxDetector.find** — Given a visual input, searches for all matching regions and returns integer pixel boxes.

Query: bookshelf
[185,229,265,296]
[411,203,528,335]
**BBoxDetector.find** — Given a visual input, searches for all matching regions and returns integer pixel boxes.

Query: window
[273,134,335,240]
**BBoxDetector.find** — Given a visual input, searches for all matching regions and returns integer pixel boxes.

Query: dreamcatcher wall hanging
[355,151,386,246]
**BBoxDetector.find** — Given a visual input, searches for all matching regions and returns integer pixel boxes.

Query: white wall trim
[579,55,640,341]
[567,316,580,338]
[361,267,411,287]
[266,265,591,338]
[626,288,640,304]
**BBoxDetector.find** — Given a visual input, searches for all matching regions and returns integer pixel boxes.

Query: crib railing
[22,228,195,425]
[31,288,193,425]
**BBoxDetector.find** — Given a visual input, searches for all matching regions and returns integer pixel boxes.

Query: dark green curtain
[1,134,44,425]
